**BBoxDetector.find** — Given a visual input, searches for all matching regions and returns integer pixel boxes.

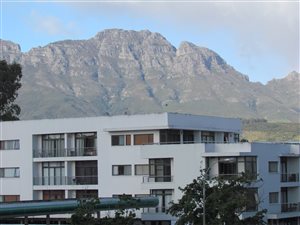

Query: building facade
[0,113,299,225]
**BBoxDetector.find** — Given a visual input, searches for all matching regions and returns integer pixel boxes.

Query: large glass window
[134,134,153,145]
[183,130,194,144]
[151,189,173,212]
[149,159,172,182]
[75,132,97,156]
[42,134,64,157]
[0,167,20,178]
[112,165,132,176]
[42,162,65,185]
[219,157,237,177]
[0,140,20,150]
[75,161,98,184]
[160,130,180,144]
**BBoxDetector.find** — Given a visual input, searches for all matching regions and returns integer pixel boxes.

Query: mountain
[1,29,299,122]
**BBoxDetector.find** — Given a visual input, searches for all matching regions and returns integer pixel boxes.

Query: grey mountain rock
[0,29,299,122]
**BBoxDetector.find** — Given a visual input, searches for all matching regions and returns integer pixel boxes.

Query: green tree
[168,171,267,225]
[0,60,22,121]
[70,195,140,225]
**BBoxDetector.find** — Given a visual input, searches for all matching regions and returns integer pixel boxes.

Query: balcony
[142,175,173,183]
[33,176,98,185]
[281,173,299,183]
[33,147,97,158]
[281,202,300,212]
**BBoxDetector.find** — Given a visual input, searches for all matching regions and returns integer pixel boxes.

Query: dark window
[149,159,172,182]
[219,157,237,177]
[183,130,194,144]
[246,188,258,211]
[75,161,98,184]
[160,130,180,144]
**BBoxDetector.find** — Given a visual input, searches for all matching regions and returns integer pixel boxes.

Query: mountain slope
[1,29,299,122]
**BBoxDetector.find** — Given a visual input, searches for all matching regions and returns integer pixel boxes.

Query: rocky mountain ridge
[1,29,299,122]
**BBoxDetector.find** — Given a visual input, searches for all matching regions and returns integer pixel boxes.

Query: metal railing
[33,147,97,158]
[142,206,170,213]
[142,175,173,183]
[281,173,299,182]
[281,202,300,212]
[33,176,98,185]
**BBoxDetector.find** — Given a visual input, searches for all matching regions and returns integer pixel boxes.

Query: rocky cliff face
[1,29,299,122]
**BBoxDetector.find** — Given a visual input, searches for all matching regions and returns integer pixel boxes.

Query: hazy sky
[1,0,299,84]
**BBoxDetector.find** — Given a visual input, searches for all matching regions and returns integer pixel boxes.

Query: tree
[70,195,140,225]
[0,60,22,121]
[168,171,267,225]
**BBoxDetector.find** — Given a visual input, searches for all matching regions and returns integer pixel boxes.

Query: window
[0,195,20,202]
[151,189,173,212]
[246,188,258,211]
[234,133,240,143]
[183,130,194,144]
[149,159,172,182]
[269,192,279,204]
[0,140,20,150]
[76,190,98,199]
[75,132,97,156]
[43,190,65,200]
[244,157,257,178]
[134,134,153,145]
[219,157,237,177]
[75,161,98,184]
[112,135,131,146]
[269,161,278,173]
[0,167,20,178]
[135,164,149,175]
[160,130,180,144]
[42,162,65,185]
[201,131,215,143]
[112,165,132,176]
[42,134,64,157]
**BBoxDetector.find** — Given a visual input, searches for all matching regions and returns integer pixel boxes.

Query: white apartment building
[0,113,299,225]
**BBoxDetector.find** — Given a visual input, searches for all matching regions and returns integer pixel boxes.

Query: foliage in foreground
[70,195,139,225]
[168,171,267,225]
[0,60,22,121]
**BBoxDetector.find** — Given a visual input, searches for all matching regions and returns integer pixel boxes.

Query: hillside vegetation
[242,119,300,142]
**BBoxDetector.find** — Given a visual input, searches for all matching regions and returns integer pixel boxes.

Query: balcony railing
[281,202,300,212]
[33,147,97,158]
[142,206,170,213]
[142,175,173,183]
[281,173,299,182]
[33,176,98,185]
